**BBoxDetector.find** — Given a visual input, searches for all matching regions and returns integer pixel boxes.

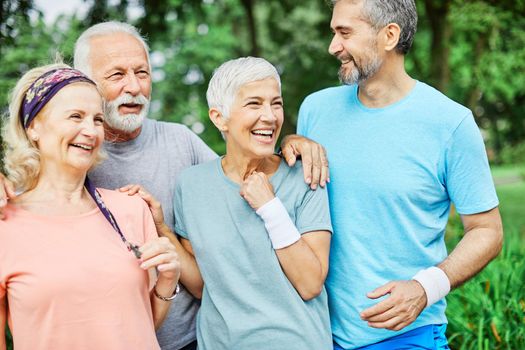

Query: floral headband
[20,68,96,129]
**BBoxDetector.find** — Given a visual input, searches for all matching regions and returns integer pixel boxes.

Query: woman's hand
[240,171,275,210]
[139,237,181,283]
[143,237,181,329]
[119,184,165,229]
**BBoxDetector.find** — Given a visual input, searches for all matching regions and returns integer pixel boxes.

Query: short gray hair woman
[175,57,333,350]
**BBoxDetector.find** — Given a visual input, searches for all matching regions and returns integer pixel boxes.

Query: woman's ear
[27,124,40,142]
[209,108,228,132]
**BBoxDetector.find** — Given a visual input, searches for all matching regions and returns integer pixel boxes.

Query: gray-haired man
[298,1,503,348]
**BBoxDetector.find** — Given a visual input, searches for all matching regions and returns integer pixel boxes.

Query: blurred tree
[84,0,128,25]
[0,0,34,53]
[422,0,452,91]
[1,0,43,167]
[446,0,525,161]
[1,0,524,162]
[135,0,337,153]
[408,0,525,162]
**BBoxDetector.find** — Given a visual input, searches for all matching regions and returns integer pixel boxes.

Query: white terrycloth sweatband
[256,197,301,249]
[413,266,451,307]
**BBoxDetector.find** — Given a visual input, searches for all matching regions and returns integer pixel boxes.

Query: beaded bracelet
[153,283,180,301]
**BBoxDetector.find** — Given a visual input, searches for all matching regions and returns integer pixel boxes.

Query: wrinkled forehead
[88,33,149,73]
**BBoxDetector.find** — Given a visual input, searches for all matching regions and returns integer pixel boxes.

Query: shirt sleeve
[443,113,499,215]
[297,98,310,136]
[295,182,333,235]
[141,199,159,243]
[173,181,189,239]
[187,128,218,165]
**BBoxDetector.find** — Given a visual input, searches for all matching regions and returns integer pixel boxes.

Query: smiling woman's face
[223,77,284,159]
[28,83,105,174]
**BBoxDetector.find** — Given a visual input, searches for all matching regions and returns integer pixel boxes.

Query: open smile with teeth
[71,143,94,151]
[251,129,274,138]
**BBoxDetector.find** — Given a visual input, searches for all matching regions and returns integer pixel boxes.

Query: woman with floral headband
[0,63,180,350]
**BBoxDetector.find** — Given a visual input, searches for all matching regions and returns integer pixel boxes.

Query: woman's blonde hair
[2,63,105,192]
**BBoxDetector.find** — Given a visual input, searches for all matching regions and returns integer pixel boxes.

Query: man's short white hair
[206,57,281,119]
[73,21,151,77]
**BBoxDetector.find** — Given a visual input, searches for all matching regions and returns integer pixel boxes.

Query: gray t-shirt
[175,158,333,350]
[89,118,217,350]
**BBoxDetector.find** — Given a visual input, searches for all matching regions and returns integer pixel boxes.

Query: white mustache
[108,93,149,108]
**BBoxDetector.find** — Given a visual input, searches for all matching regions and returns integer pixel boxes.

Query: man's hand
[360,280,427,331]
[280,134,329,190]
[119,184,164,229]
[240,171,275,210]
[0,173,16,220]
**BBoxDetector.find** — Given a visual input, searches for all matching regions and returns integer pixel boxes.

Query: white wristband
[413,266,451,307]
[256,197,301,249]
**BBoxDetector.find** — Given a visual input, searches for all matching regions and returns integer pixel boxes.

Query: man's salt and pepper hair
[73,21,152,77]
[331,0,417,54]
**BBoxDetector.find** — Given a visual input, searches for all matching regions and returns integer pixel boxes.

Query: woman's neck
[222,153,281,184]
[15,167,96,215]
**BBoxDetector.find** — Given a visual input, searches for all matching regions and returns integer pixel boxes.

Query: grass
[5,330,11,350]
[445,222,525,349]
[445,169,525,349]
[490,163,525,180]
[497,182,525,234]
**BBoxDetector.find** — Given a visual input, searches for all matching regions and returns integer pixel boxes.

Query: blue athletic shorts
[333,324,450,350]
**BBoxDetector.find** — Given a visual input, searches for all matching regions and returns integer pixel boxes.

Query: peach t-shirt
[0,189,160,350]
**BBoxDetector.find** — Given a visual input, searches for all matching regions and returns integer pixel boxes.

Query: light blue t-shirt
[298,82,499,349]
[175,157,333,350]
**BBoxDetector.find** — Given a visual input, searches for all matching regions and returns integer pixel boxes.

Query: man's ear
[382,22,401,52]
[209,108,228,132]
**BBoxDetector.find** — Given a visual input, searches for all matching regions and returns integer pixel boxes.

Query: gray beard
[104,97,150,133]
[339,57,382,85]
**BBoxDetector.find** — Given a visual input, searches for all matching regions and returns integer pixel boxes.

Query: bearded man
[298,1,503,349]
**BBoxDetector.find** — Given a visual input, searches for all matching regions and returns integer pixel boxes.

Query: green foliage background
[1,0,524,349]
[1,0,525,159]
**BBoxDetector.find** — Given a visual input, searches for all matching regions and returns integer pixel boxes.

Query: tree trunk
[423,0,451,92]
[240,0,259,56]
[466,34,488,112]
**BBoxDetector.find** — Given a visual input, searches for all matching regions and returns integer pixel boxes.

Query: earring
[30,134,39,141]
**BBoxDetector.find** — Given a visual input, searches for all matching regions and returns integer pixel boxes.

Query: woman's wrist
[256,197,301,249]
[153,283,180,302]
[153,275,178,298]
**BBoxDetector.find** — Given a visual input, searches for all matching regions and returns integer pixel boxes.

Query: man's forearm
[439,208,503,288]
